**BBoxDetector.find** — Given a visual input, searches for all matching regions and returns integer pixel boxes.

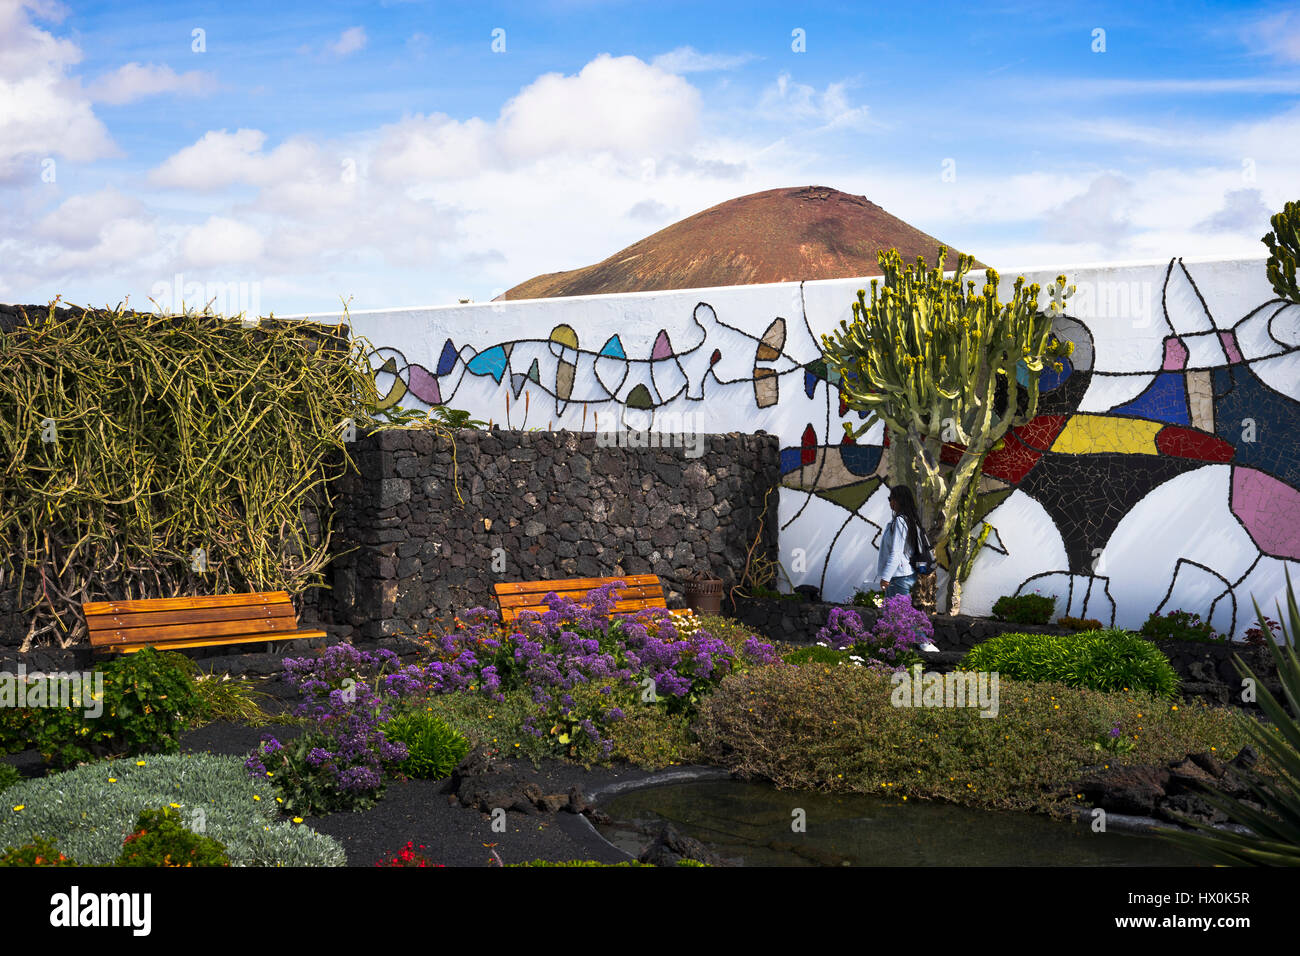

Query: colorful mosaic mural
[325,255,1300,637]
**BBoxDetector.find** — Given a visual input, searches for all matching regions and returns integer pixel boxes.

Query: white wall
[285,254,1300,638]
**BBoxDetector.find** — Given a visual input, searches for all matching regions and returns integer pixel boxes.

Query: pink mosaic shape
[1231,467,1300,560]
[1219,330,1243,364]
[1162,336,1188,370]
[652,329,673,360]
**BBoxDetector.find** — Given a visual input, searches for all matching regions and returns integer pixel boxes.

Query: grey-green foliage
[0,753,344,866]
[0,763,20,794]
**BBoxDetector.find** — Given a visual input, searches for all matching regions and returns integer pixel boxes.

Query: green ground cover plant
[991,593,1057,625]
[1140,609,1221,644]
[693,663,1254,817]
[0,753,344,866]
[960,629,1180,698]
[1057,616,1104,632]
[0,764,19,793]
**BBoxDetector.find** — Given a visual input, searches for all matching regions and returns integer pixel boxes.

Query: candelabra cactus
[1263,199,1300,304]
[821,246,1073,613]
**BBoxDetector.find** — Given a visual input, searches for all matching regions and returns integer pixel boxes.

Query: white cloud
[149,129,321,191]
[181,216,266,266]
[651,46,756,73]
[1196,188,1273,235]
[329,26,367,57]
[1241,11,1300,62]
[48,217,157,272]
[34,186,146,246]
[757,73,869,129]
[498,54,701,162]
[0,0,116,175]
[371,54,701,183]
[1045,173,1136,245]
[87,62,216,105]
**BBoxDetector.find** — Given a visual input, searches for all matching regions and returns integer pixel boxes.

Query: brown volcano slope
[503,185,982,300]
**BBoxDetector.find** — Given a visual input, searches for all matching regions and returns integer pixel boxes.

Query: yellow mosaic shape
[1051,414,1162,455]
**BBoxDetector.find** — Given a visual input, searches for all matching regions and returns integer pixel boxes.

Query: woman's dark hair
[888,485,927,558]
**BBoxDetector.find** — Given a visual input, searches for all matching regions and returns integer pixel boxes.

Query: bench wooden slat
[493,575,661,595]
[89,609,301,647]
[494,584,665,607]
[111,629,327,654]
[493,575,679,624]
[84,590,318,654]
[86,603,296,633]
[83,591,291,615]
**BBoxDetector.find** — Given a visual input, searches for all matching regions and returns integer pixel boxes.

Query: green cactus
[821,246,1070,613]
[1263,200,1300,304]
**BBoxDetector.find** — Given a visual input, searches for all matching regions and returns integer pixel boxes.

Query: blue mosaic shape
[1111,372,1190,426]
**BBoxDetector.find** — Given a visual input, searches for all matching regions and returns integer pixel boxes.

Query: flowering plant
[246,645,426,813]
[420,583,777,761]
[1092,724,1136,754]
[813,600,932,671]
[375,841,444,867]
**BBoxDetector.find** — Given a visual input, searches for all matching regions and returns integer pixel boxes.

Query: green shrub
[0,835,76,867]
[1139,609,1220,644]
[385,710,470,780]
[7,647,208,768]
[991,593,1056,625]
[0,753,344,866]
[961,629,1180,698]
[114,807,231,867]
[0,764,20,794]
[696,615,773,647]
[693,663,1256,816]
[783,645,848,666]
[1057,616,1104,632]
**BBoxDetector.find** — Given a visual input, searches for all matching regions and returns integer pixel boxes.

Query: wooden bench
[492,575,695,625]
[85,590,327,655]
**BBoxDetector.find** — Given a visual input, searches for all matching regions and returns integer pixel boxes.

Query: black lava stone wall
[329,428,781,640]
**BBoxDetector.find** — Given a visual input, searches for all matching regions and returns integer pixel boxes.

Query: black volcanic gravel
[176,713,687,867]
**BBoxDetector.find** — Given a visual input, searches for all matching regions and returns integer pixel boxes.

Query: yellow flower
[136,760,146,766]
[293,817,303,824]
[169,803,180,808]
[108,778,117,783]
[11,805,24,812]
[253,795,260,801]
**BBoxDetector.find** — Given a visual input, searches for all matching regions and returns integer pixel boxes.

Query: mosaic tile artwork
[344,257,1300,636]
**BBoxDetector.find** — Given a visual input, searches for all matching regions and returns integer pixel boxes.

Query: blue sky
[2,0,1299,315]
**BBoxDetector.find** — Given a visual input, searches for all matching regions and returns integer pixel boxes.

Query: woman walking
[876,485,928,597]
[875,485,940,651]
